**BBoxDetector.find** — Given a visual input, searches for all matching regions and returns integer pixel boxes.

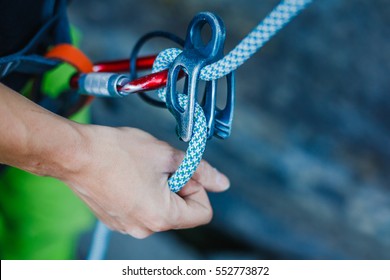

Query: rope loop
[154,0,312,192]
[88,0,314,261]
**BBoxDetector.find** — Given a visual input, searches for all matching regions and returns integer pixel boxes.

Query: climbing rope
[88,0,313,260]
[156,0,313,192]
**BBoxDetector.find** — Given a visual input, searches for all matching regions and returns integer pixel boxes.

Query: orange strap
[45,44,93,73]
[45,44,95,111]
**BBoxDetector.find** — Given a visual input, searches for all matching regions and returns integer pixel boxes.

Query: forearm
[0,83,85,179]
[0,83,229,238]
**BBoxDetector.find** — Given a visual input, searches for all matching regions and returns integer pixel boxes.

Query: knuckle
[150,219,170,232]
[168,147,184,168]
[126,226,152,239]
[142,208,172,232]
[203,207,213,225]
[117,126,134,134]
[200,160,211,172]
[170,208,182,227]
[156,139,171,149]
[196,160,214,182]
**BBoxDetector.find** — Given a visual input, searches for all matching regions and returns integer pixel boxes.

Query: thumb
[191,160,230,192]
[169,180,213,229]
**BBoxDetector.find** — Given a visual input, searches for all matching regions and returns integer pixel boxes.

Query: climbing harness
[0,0,71,80]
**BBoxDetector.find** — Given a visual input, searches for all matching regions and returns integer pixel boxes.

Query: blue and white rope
[200,0,312,80]
[156,0,313,192]
[88,0,312,260]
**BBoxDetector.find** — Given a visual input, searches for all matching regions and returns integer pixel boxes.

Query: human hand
[0,83,229,239]
[62,125,230,238]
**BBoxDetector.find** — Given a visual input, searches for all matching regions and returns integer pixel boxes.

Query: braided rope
[155,0,313,192]
[88,0,313,261]
[201,0,312,80]
[153,49,207,192]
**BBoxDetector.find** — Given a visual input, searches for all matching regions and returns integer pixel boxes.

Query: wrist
[0,83,93,181]
[47,121,92,181]
[23,119,91,181]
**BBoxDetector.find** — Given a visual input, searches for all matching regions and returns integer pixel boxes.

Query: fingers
[117,182,213,236]
[72,185,153,239]
[79,192,154,239]
[164,144,230,192]
[191,160,230,192]
[165,147,185,174]
[177,179,203,197]
[123,223,154,239]
[168,180,213,229]
[164,160,230,229]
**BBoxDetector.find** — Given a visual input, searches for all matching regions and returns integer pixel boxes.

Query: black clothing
[0,0,70,91]
[0,0,50,56]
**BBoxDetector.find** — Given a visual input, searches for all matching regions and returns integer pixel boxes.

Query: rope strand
[153,0,313,192]
[88,0,313,261]
[201,0,313,80]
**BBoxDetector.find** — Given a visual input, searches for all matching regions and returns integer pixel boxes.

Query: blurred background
[69,0,390,259]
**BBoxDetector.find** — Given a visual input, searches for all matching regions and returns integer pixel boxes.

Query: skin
[0,83,230,238]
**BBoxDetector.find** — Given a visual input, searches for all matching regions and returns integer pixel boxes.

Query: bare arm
[0,83,230,238]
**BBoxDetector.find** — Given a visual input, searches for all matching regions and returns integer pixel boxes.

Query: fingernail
[216,170,230,190]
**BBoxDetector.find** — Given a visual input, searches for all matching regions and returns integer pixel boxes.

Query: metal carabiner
[165,12,235,142]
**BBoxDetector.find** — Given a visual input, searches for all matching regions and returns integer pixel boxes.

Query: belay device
[165,12,235,142]
[76,12,235,142]
[74,11,236,193]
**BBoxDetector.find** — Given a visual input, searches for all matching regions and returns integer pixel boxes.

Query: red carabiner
[70,54,182,95]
